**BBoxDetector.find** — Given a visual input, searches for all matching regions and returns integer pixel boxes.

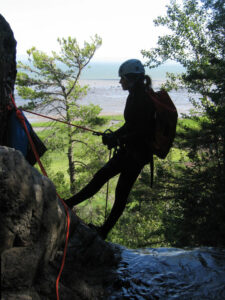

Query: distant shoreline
[19,76,194,121]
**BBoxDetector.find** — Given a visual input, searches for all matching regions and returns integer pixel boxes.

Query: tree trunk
[0,14,17,145]
[67,125,76,194]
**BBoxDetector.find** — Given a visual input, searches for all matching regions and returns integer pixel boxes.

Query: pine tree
[17,35,103,193]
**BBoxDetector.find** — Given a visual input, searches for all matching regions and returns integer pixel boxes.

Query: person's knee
[93,165,108,180]
[94,162,118,181]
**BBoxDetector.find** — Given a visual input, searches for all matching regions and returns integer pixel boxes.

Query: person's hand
[102,129,118,150]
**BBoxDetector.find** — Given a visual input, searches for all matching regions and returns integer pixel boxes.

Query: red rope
[9,93,70,300]
[55,191,70,300]
[23,109,102,135]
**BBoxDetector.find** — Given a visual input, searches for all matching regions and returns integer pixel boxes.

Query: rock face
[1,148,225,300]
[0,14,17,145]
[0,146,120,300]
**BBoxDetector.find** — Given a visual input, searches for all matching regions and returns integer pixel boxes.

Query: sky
[1,0,172,63]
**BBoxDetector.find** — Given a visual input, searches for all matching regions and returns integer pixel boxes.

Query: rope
[9,92,70,300]
[104,149,112,221]
[23,109,102,136]
[55,191,70,300]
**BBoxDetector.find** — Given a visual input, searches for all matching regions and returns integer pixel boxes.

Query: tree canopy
[140,0,225,247]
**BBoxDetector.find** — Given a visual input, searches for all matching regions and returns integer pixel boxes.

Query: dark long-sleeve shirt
[115,86,155,163]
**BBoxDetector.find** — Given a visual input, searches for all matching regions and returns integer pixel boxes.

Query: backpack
[147,88,178,186]
[148,88,178,159]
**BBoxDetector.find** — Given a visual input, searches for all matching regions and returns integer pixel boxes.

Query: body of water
[77,79,195,116]
[15,62,197,122]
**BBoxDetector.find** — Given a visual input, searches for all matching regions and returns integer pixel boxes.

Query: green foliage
[36,116,222,249]
[108,163,172,248]
[17,35,102,108]
[16,35,103,193]
[141,0,225,247]
[163,114,225,247]
[35,119,109,197]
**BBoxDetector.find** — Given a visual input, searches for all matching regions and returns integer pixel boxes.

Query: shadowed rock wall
[0,146,119,300]
[0,14,17,145]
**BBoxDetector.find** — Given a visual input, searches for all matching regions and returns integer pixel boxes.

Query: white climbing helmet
[118,59,145,77]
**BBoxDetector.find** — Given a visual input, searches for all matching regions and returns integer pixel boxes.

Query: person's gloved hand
[102,129,118,150]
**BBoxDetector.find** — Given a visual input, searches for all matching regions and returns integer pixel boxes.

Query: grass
[31,121,53,127]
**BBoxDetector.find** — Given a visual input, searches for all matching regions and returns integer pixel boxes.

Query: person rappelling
[2,58,177,241]
[65,59,156,239]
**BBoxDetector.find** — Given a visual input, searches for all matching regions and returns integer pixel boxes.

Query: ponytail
[124,73,152,91]
[144,75,152,90]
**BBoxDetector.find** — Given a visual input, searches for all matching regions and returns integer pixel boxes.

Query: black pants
[72,149,147,237]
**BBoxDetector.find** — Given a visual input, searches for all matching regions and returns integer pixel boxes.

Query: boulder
[0,147,120,300]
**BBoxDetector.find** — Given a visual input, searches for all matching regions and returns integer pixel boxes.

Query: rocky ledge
[0,146,120,300]
[1,147,225,300]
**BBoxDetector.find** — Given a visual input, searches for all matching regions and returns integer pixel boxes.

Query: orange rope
[55,191,70,300]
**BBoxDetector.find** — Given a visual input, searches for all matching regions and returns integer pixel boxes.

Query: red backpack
[148,88,178,159]
[147,88,178,186]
